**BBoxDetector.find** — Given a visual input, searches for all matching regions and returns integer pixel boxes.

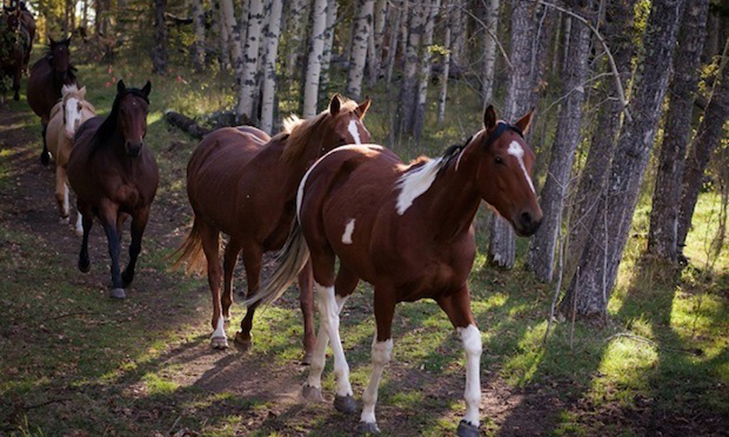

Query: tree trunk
[237,0,264,122]
[481,0,500,108]
[678,42,729,254]
[373,0,388,71]
[347,0,375,100]
[192,0,206,72]
[385,0,405,85]
[82,0,88,30]
[526,1,593,282]
[488,0,539,269]
[287,0,312,81]
[302,0,328,118]
[566,0,638,280]
[221,0,243,75]
[319,0,339,104]
[412,0,441,143]
[450,0,465,68]
[153,0,168,75]
[647,0,710,260]
[217,0,231,69]
[260,0,283,134]
[562,0,686,319]
[394,0,425,142]
[437,18,451,123]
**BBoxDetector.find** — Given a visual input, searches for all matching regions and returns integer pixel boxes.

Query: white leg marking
[458,324,482,427]
[396,158,443,215]
[306,316,330,389]
[75,212,83,236]
[316,282,353,397]
[348,119,362,145]
[360,336,393,425]
[63,183,70,217]
[211,314,226,340]
[507,140,536,194]
[341,218,356,244]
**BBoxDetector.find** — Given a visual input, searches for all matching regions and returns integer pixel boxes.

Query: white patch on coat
[313,282,353,397]
[341,218,355,244]
[395,158,443,215]
[297,145,384,220]
[458,324,482,427]
[360,337,393,425]
[507,140,535,194]
[211,315,226,340]
[348,120,362,144]
[64,97,81,138]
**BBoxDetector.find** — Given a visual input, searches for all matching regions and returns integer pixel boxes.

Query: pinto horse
[249,105,542,436]
[0,3,30,103]
[67,80,158,299]
[175,95,371,360]
[27,36,77,165]
[46,84,96,234]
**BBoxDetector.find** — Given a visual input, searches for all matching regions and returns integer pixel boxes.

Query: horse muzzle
[125,141,144,157]
[513,210,542,237]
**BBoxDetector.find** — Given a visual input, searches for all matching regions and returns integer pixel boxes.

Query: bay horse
[175,94,371,361]
[67,80,158,299]
[46,84,96,234]
[249,106,542,436]
[27,36,77,165]
[18,2,34,73]
[0,3,30,103]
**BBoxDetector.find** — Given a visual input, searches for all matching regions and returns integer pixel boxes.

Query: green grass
[0,53,727,436]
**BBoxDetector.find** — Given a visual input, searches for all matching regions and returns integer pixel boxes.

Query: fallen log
[164,110,211,139]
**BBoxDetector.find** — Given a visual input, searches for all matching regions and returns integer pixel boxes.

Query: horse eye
[495,156,504,165]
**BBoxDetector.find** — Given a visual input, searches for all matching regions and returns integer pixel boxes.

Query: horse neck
[412,150,483,241]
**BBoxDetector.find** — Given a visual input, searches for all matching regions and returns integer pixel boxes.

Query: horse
[174,94,371,361]
[45,84,96,234]
[0,3,30,103]
[18,2,34,72]
[67,80,158,300]
[248,105,543,436]
[27,36,77,165]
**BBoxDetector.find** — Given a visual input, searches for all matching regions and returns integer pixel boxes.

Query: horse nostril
[521,212,532,225]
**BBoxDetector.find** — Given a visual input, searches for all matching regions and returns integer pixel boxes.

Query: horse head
[48,36,72,81]
[322,93,372,150]
[471,105,542,236]
[61,84,86,139]
[3,4,21,31]
[116,79,151,157]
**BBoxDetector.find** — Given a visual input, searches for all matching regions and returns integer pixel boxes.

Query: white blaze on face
[347,119,362,145]
[342,218,355,244]
[507,140,535,194]
[395,158,442,215]
[65,97,81,138]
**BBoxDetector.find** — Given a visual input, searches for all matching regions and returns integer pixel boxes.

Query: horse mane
[280,98,359,163]
[93,87,149,146]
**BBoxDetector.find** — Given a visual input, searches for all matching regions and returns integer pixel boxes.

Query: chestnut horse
[46,84,96,234]
[175,94,371,361]
[67,80,158,299]
[249,106,542,436]
[27,36,77,165]
[0,3,30,103]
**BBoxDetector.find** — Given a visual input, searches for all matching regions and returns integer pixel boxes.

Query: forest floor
[1,61,728,437]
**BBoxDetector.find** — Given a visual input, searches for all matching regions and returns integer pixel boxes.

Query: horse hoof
[75,228,83,237]
[302,384,323,403]
[358,421,380,434]
[233,332,252,351]
[122,271,134,287]
[301,352,313,366]
[110,288,126,299]
[211,336,229,349]
[40,152,49,166]
[456,420,480,437]
[333,394,357,414]
[59,216,70,224]
[13,94,19,101]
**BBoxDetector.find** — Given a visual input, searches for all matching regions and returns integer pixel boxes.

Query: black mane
[438,136,473,175]
[93,88,150,146]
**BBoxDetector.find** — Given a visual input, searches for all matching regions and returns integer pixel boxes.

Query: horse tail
[170,216,208,275]
[244,222,310,307]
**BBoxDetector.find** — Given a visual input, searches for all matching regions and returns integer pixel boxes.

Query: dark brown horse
[0,3,30,103]
[67,80,158,299]
[250,106,542,436]
[27,36,77,164]
[175,95,371,362]
[19,2,35,72]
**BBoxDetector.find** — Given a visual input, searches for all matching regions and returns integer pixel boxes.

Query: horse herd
[3,15,544,437]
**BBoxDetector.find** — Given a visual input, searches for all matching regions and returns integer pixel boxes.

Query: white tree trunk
[412,0,441,142]
[396,0,425,139]
[218,0,230,69]
[302,0,328,118]
[192,0,205,71]
[385,0,405,84]
[320,0,340,102]
[374,0,388,67]
[450,0,465,67]
[347,0,375,100]
[221,0,243,75]
[237,0,264,121]
[437,22,451,123]
[261,0,283,133]
[481,0,500,108]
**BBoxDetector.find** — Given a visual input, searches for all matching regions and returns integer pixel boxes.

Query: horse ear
[514,108,534,134]
[79,86,87,98]
[49,36,56,45]
[142,80,152,97]
[329,94,341,116]
[483,105,497,131]
[117,80,126,94]
[357,97,371,119]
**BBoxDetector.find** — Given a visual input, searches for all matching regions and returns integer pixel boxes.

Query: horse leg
[221,239,242,322]
[199,224,225,348]
[359,288,396,433]
[77,202,93,273]
[122,207,149,286]
[436,286,482,437]
[98,202,125,298]
[12,68,20,101]
[55,167,69,223]
[297,260,315,364]
[40,123,50,165]
[234,243,262,349]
